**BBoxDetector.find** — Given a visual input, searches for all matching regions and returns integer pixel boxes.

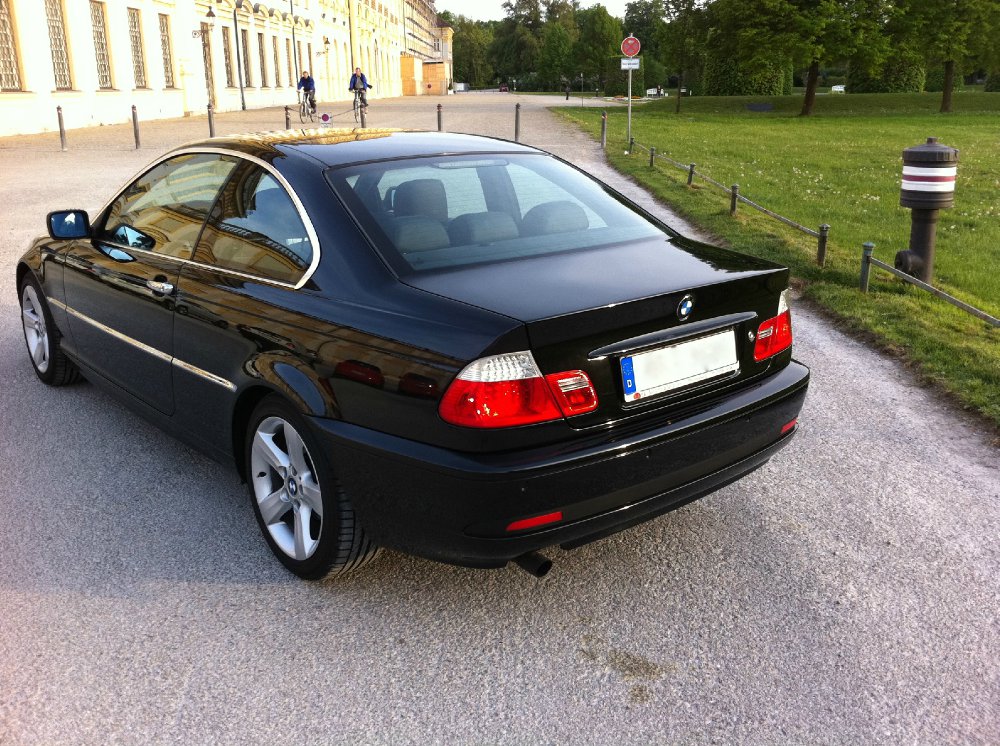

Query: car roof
[174,129,540,168]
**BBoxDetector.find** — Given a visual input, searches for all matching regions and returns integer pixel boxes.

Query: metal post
[730,184,739,216]
[131,105,140,149]
[860,242,875,292]
[284,106,290,129]
[56,106,67,151]
[360,105,367,128]
[514,103,521,142]
[687,163,696,185]
[817,223,830,267]
[627,68,633,145]
[627,136,634,153]
[437,103,442,132]
[649,147,655,167]
[600,111,607,150]
[207,103,216,137]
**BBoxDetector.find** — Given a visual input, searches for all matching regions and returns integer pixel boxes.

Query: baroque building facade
[0,0,452,136]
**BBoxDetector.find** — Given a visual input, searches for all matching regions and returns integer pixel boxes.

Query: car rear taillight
[754,290,793,362]
[439,351,598,428]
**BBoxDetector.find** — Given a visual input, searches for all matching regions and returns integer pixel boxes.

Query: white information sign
[621,57,640,70]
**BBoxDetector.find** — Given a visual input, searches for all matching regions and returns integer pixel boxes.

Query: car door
[62,152,237,415]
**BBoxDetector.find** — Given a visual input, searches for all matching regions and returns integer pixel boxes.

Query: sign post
[621,35,640,146]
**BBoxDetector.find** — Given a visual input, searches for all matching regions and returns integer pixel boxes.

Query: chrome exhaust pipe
[513,551,553,578]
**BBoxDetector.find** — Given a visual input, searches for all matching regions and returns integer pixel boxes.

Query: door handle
[146,279,175,295]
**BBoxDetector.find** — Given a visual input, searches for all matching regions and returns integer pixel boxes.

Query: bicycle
[298,91,316,124]
[352,89,365,123]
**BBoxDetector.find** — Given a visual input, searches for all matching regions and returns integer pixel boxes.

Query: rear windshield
[325,153,665,274]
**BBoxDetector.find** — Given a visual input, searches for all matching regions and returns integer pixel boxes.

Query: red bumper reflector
[506,510,564,532]
[781,418,798,434]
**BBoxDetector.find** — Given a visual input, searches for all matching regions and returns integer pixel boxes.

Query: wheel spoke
[284,426,309,476]
[299,476,323,516]
[31,339,47,366]
[292,503,313,560]
[258,487,289,525]
[253,430,289,474]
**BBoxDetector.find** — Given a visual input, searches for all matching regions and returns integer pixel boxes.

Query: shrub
[983,70,1000,92]
[848,51,925,93]
[702,55,787,96]
[925,64,965,92]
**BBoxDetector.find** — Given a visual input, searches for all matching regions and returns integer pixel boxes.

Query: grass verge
[556,92,1000,430]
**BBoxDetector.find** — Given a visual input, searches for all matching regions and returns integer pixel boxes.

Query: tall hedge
[604,57,645,97]
[925,65,965,92]
[702,54,787,96]
[848,51,926,93]
[986,71,1000,92]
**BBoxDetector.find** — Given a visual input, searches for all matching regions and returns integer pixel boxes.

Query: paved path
[1,94,997,744]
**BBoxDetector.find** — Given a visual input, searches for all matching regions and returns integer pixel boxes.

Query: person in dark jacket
[349,67,372,109]
[297,71,316,112]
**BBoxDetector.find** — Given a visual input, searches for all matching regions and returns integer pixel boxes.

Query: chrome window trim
[50,298,236,392]
[92,147,323,290]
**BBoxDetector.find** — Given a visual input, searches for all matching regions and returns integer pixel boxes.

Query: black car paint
[17,130,809,570]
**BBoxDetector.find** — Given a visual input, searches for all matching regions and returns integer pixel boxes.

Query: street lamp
[232,0,247,110]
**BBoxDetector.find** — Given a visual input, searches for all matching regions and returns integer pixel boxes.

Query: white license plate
[620,329,739,401]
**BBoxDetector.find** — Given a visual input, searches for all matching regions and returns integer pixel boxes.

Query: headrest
[520,200,589,236]
[448,212,519,245]
[394,179,448,223]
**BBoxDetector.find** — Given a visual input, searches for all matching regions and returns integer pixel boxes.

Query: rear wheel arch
[231,385,279,481]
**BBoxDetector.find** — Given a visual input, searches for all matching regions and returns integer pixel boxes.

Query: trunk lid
[403,236,791,429]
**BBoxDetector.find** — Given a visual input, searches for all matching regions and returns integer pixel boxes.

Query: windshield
[325,153,665,274]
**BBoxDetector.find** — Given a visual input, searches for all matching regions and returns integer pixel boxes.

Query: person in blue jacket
[297,71,316,113]
[349,67,372,109]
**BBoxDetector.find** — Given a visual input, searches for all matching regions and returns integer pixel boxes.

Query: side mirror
[47,209,91,240]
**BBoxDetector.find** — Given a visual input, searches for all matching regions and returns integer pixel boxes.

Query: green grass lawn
[557,92,1000,429]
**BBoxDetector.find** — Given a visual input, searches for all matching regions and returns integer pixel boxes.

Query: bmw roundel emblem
[677,294,695,321]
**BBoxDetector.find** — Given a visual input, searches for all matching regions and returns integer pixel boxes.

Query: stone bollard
[57,106,67,151]
[131,105,140,149]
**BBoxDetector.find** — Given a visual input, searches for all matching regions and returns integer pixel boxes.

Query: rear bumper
[312,361,809,568]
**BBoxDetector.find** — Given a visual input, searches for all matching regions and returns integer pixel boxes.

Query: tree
[624,0,668,61]
[659,0,706,111]
[443,13,496,88]
[491,22,540,81]
[893,0,998,112]
[539,22,575,89]
[573,5,623,90]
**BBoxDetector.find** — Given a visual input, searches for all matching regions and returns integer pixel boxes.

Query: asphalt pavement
[1,93,997,744]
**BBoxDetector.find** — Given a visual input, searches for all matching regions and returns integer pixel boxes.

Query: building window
[285,38,292,85]
[89,2,112,89]
[296,40,303,74]
[240,28,251,85]
[257,32,267,87]
[45,0,72,90]
[307,42,313,74]
[127,8,146,88]
[158,14,174,88]
[222,27,234,87]
[0,0,20,91]
[272,35,280,88]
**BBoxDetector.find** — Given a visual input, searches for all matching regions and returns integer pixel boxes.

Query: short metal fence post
[56,106,67,151]
[600,110,607,150]
[360,105,367,128]
[514,103,521,142]
[730,184,739,216]
[628,136,634,153]
[860,242,875,292]
[649,147,656,167]
[131,105,140,149]
[284,106,291,129]
[687,163,696,185]
[207,103,216,137]
[817,223,830,267]
[437,103,443,132]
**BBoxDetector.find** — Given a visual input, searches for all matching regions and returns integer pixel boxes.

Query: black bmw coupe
[17,129,809,579]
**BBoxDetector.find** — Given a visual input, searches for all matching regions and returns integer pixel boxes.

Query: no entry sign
[621,36,640,57]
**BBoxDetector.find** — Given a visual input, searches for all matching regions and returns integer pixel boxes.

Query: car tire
[245,395,381,579]
[19,273,82,386]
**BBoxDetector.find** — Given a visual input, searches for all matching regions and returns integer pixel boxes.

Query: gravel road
[1,94,997,744]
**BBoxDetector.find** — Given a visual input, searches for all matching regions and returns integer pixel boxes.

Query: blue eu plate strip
[621,356,636,396]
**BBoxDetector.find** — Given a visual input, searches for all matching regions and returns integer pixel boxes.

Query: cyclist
[297,70,316,113]
[349,67,372,109]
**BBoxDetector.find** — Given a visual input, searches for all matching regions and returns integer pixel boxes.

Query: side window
[96,153,236,259]
[195,164,313,285]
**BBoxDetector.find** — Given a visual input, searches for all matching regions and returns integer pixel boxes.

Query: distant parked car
[498,83,509,92]
[831,84,846,93]
[17,130,809,580]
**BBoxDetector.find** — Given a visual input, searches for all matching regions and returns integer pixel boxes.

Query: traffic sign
[621,57,640,70]
[621,36,640,57]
